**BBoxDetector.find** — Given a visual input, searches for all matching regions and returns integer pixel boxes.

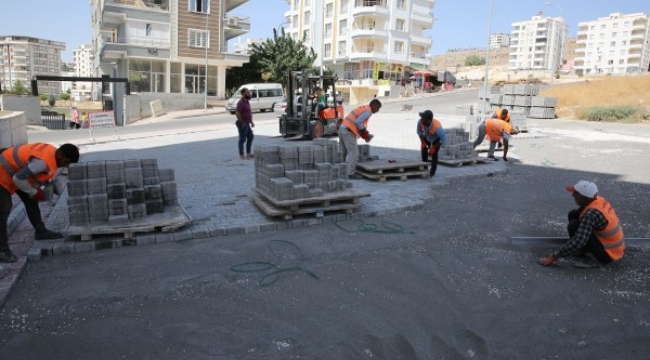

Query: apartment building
[0,36,65,95]
[509,14,568,72]
[91,0,251,98]
[284,0,435,98]
[69,44,95,99]
[490,33,510,49]
[231,38,263,54]
[574,13,650,75]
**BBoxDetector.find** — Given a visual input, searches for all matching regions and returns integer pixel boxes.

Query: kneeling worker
[539,180,625,269]
[338,99,381,179]
[472,116,518,161]
[0,143,80,263]
[416,110,446,178]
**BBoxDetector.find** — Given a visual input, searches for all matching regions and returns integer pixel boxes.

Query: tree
[48,94,56,107]
[226,52,264,96]
[39,93,48,103]
[252,28,316,86]
[60,92,71,105]
[464,55,486,66]
[10,80,29,95]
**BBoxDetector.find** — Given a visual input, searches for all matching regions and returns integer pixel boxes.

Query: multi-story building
[231,38,263,54]
[90,0,251,98]
[574,13,650,75]
[69,44,95,99]
[284,0,435,99]
[490,33,510,49]
[0,35,65,95]
[508,14,568,73]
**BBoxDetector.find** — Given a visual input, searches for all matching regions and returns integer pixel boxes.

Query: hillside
[429,48,510,71]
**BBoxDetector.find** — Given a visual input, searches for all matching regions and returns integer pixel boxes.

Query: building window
[608,59,614,65]
[600,24,606,30]
[620,49,626,55]
[590,25,595,30]
[396,0,406,9]
[599,33,604,39]
[324,43,331,57]
[339,19,347,34]
[621,40,626,46]
[340,0,348,13]
[325,3,333,18]
[293,0,299,10]
[146,24,152,36]
[338,41,346,55]
[303,30,310,40]
[189,0,209,13]
[305,0,310,5]
[325,23,332,36]
[613,22,618,28]
[395,19,405,31]
[304,11,311,22]
[619,59,624,64]
[610,41,615,46]
[612,32,617,37]
[189,29,209,48]
[623,21,629,27]
[394,41,404,53]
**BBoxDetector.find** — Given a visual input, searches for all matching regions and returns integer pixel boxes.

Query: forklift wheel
[310,120,324,139]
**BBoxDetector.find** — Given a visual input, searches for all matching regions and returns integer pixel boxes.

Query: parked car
[273,98,288,113]
[225,83,284,114]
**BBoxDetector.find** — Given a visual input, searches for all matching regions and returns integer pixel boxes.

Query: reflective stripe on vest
[0,143,58,194]
[0,146,26,177]
[579,196,625,261]
[597,222,622,238]
[603,238,625,249]
[342,105,371,137]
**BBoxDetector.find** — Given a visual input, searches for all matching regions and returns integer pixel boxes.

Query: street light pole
[481,0,494,119]
[204,10,209,110]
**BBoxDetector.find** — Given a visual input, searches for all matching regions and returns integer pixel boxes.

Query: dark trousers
[567,210,613,264]
[236,121,254,156]
[421,140,440,176]
[0,186,45,251]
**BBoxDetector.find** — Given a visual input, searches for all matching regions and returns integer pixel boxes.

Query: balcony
[223,15,251,40]
[411,52,428,60]
[349,49,387,60]
[411,35,432,47]
[99,36,170,61]
[225,0,250,12]
[105,0,169,11]
[350,25,388,39]
[351,0,389,18]
[102,0,170,30]
[412,12,434,28]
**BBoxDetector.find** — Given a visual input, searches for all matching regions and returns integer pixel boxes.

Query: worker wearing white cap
[539,180,625,268]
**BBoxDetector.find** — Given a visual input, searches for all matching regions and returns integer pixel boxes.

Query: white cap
[566,180,598,198]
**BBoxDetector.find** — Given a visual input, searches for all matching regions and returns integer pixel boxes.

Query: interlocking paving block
[87,160,106,178]
[160,181,177,200]
[108,199,128,216]
[67,181,88,197]
[107,183,126,199]
[284,170,304,184]
[191,227,210,238]
[67,163,87,181]
[105,160,124,172]
[87,178,107,195]
[105,170,125,185]
[68,211,89,225]
[135,233,156,246]
[172,229,193,242]
[531,96,558,108]
[127,188,145,204]
[144,185,162,200]
[74,240,96,253]
[159,168,175,182]
[128,204,146,220]
[123,159,142,169]
[27,247,42,262]
[155,232,174,243]
[227,226,245,235]
[146,199,164,214]
[207,225,226,237]
[125,168,144,188]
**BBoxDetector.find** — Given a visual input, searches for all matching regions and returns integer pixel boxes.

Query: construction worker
[0,143,80,263]
[472,116,518,161]
[416,110,446,178]
[338,99,382,179]
[539,180,625,269]
[491,108,510,149]
[319,98,344,122]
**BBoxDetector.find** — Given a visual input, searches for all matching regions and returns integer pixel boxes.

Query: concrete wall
[0,111,28,149]
[0,95,41,125]
[124,93,206,124]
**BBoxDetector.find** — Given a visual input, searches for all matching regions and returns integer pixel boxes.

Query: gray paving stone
[244,225,260,234]
[172,229,193,242]
[290,219,309,228]
[226,226,245,236]
[155,232,174,244]
[52,241,66,255]
[136,233,156,246]
[27,248,42,262]
[191,227,210,239]
[260,223,277,232]
[207,225,226,237]
[75,241,96,253]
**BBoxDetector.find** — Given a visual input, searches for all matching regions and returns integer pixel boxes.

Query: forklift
[279,69,342,139]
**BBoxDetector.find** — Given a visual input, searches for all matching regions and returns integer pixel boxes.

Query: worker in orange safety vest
[416,110,446,178]
[472,117,518,161]
[0,143,80,263]
[338,99,382,179]
[539,180,625,269]
[491,108,510,149]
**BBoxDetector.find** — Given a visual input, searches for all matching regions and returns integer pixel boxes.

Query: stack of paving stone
[455,104,473,116]
[254,140,351,201]
[439,127,477,161]
[480,83,557,119]
[357,144,379,162]
[66,159,178,226]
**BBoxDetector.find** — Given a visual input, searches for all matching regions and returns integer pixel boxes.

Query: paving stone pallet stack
[479,83,557,119]
[252,139,370,219]
[62,159,191,241]
[357,144,379,162]
[438,127,484,166]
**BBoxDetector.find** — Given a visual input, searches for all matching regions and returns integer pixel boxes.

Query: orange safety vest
[580,196,625,261]
[0,143,58,194]
[495,108,511,122]
[485,118,513,142]
[342,105,371,137]
[420,119,443,140]
[319,104,345,121]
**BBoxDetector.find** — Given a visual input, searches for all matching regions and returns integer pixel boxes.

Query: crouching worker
[539,180,625,269]
[0,143,80,263]
[416,110,446,178]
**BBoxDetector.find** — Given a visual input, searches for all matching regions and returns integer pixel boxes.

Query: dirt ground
[1,120,649,359]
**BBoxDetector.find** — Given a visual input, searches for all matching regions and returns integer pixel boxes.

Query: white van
[225,83,284,114]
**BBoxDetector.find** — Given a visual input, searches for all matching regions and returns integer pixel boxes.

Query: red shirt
[236,98,252,124]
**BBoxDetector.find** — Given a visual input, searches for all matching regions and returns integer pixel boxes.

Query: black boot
[0,250,17,263]
[35,228,63,240]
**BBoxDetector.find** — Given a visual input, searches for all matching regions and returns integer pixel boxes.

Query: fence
[41,113,67,130]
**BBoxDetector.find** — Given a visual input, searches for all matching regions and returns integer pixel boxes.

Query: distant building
[232,38,264,54]
[70,44,95,99]
[490,33,510,49]
[0,35,65,95]
[574,12,650,75]
[509,14,568,72]
[90,0,251,98]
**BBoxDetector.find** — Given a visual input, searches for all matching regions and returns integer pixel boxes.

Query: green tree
[60,92,71,105]
[226,52,264,95]
[464,55,486,66]
[48,94,56,107]
[252,28,316,85]
[39,93,48,103]
[10,80,29,95]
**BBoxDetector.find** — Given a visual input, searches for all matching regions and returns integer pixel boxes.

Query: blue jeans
[236,121,254,156]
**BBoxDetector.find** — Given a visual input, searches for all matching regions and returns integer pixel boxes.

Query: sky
[1,0,649,62]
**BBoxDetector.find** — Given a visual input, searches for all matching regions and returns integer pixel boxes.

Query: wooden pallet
[252,188,370,220]
[62,204,193,241]
[438,157,488,167]
[356,169,430,182]
[355,158,429,175]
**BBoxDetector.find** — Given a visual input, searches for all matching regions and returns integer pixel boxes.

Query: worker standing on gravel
[338,99,382,179]
[416,110,446,178]
[0,143,80,263]
[472,117,518,161]
[539,180,625,269]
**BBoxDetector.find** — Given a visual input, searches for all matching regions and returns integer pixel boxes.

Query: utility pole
[481,0,494,119]
[204,8,209,110]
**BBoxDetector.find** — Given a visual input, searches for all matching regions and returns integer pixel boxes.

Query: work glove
[359,129,373,143]
[538,254,558,266]
[420,139,429,150]
[33,188,46,202]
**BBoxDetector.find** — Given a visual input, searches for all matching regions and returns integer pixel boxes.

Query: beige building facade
[0,36,65,95]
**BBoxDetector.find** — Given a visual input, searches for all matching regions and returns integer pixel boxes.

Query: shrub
[579,105,644,122]
[39,93,48,102]
[464,55,486,66]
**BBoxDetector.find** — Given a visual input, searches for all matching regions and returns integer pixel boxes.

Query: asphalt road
[2,92,650,359]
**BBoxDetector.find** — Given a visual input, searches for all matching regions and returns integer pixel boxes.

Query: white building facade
[490,33,510,49]
[574,12,650,75]
[0,36,65,95]
[509,14,568,73]
[69,44,95,99]
[284,0,435,100]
